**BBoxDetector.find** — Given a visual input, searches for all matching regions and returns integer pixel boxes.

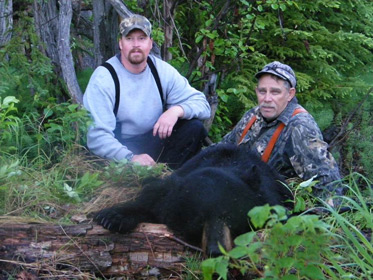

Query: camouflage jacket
[221,98,342,196]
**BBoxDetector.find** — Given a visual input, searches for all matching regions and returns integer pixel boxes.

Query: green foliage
[167,0,373,176]
[322,173,373,279]
[341,89,373,180]
[202,205,335,280]
[291,175,319,213]
[61,172,103,203]
[1,2,372,277]
[0,98,91,164]
[40,102,91,150]
[0,96,20,153]
[168,0,373,144]
[103,160,168,186]
[0,11,92,162]
[0,159,21,210]
[76,68,94,93]
[305,104,335,131]
[0,146,169,221]
[182,254,205,280]
[201,174,373,280]
[0,12,62,115]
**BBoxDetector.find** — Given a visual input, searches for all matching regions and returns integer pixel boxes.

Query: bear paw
[94,207,128,233]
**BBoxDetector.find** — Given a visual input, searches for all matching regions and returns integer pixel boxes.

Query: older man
[83,14,211,169]
[221,61,342,199]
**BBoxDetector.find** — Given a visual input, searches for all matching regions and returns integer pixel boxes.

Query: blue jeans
[118,119,207,169]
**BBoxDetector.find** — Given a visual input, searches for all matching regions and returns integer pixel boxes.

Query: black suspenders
[101,56,164,116]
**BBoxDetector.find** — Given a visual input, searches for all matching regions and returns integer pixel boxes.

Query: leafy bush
[202,205,336,280]
[0,96,20,153]
[0,98,91,164]
[201,173,372,280]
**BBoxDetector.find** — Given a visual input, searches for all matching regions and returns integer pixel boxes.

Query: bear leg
[94,203,156,233]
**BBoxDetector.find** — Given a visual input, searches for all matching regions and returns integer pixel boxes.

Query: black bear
[95,144,293,256]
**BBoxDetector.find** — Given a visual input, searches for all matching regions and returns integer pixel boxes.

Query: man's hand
[131,154,156,166]
[153,106,184,139]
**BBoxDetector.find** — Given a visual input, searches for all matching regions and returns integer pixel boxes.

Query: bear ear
[241,164,261,189]
[246,164,260,178]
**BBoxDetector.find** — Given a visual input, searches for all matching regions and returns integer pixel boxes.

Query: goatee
[128,49,146,65]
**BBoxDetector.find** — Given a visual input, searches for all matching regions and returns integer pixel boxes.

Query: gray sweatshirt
[83,54,211,161]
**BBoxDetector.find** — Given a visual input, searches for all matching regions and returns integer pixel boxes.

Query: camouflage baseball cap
[255,61,297,88]
[119,14,152,37]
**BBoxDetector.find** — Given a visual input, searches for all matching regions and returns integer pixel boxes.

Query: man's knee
[174,119,207,140]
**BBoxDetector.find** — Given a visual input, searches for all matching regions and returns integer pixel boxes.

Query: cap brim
[122,25,150,37]
[255,70,279,79]
[255,70,294,87]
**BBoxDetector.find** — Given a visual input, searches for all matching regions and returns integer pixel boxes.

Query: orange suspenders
[238,108,308,163]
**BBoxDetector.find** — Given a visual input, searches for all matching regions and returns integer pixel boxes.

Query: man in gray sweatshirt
[83,14,211,169]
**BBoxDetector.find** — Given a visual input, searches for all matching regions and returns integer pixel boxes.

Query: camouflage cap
[255,61,297,88]
[119,14,152,37]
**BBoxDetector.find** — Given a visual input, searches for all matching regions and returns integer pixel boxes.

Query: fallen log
[0,220,199,279]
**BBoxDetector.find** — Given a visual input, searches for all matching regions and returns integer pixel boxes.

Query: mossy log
[0,221,197,278]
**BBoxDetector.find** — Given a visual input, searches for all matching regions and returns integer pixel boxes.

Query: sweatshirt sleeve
[153,57,211,120]
[83,67,133,161]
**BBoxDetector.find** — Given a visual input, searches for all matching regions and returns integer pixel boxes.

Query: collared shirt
[221,98,341,196]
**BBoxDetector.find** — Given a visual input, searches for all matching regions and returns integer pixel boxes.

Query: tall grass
[323,173,373,278]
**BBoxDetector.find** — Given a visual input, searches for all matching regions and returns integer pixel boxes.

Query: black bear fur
[95,144,293,256]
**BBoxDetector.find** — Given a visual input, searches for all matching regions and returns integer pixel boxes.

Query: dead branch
[329,87,373,150]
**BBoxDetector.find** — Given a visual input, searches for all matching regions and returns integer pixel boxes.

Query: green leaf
[195,34,204,43]
[3,96,19,106]
[248,204,271,228]
[228,246,248,259]
[234,231,256,246]
[299,175,318,188]
[294,196,306,212]
[282,275,298,280]
[205,19,213,27]
[278,257,295,269]
[43,108,54,118]
[63,183,80,202]
[279,4,287,11]
[202,256,228,280]
[68,103,79,111]
[201,258,215,280]
[303,264,325,279]
[215,258,229,280]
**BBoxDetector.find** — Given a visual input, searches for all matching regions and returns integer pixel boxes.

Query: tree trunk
[162,0,173,62]
[203,73,219,134]
[33,0,83,104]
[92,0,121,67]
[33,0,60,69]
[57,1,83,104]
[106,0,133,19]
[0,221,194,278]
[0,0,12,48]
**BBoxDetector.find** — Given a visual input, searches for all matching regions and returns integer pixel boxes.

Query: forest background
[0,0,372,279]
